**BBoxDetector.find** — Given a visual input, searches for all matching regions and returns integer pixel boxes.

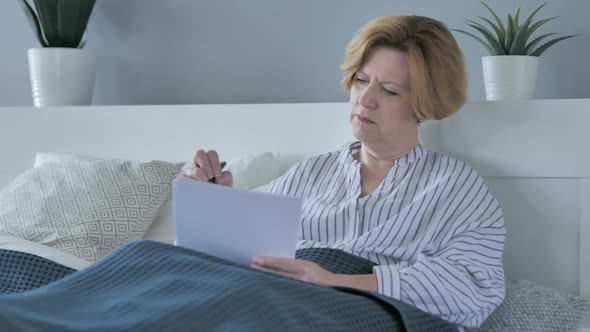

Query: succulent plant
[19,0,96,48]
[453,1,577,56]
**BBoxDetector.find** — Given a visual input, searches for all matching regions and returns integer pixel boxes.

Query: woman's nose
[358,82,377,109]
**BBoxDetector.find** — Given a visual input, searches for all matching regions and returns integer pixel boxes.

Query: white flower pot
[482,55,539,100]
[27,48,97,107]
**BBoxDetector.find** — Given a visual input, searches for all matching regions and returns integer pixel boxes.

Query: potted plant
[453,1,577,100]
[19,0,97,107]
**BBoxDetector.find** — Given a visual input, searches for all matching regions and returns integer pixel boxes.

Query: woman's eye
[355,78,369,84]
[383,88,398,96]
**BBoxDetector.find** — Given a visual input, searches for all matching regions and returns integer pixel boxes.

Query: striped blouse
[268,142,506,328]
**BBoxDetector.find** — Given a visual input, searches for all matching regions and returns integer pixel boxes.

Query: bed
[0,100,589,331]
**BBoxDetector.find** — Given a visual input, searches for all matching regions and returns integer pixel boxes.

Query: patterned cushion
[468,280,590,332]
[0,160,183,261]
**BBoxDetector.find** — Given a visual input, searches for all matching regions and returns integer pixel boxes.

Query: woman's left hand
[251,257,336,286]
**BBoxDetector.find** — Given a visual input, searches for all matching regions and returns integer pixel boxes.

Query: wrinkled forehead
[359,46,411,89]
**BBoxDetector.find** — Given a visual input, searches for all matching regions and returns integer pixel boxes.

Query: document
[173,177,302,266]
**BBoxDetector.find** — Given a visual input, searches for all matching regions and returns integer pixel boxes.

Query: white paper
[173,177,302,266]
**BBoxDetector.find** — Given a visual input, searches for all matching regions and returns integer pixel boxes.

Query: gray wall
[1,0,588,106]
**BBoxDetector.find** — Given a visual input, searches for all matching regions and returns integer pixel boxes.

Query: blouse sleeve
[373,178,506,328]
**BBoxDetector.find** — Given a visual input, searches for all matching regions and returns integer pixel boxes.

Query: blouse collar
[344,141,426,165]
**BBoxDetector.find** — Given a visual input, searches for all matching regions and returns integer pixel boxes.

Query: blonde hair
[341,15,467,120]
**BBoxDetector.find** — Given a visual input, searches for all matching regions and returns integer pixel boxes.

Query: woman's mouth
[356,115,375,124]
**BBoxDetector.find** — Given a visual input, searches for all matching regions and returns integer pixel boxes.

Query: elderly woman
[183,15,506,328]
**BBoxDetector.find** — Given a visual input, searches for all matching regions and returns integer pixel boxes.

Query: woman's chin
[351,128,377,143]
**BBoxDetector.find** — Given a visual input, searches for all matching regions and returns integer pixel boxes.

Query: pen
[209,161,227,183]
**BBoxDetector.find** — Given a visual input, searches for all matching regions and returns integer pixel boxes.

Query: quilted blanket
[0,241,457,332]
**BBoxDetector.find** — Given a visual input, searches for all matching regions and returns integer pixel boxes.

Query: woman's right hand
[182,149,233,187]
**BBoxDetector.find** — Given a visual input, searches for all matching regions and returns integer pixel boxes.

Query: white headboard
[0,100,589,306]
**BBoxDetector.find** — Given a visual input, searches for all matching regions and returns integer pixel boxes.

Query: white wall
[0,0,588,106]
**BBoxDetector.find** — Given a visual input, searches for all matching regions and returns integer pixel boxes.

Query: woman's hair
[341,15,467,121]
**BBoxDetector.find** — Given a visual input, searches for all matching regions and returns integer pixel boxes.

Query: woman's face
[349,46,417,145]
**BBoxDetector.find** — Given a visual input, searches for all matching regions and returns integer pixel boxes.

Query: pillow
[468,280,590,332]
[0,159,183,261]
[142,199,175,243]
[252,183,272,192]
[34,152,299,245]
[37,151,290,191]
[180,151,290,191]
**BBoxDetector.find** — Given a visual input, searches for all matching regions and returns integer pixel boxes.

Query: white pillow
[222,152,286,190]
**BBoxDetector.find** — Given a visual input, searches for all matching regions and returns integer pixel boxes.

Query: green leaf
[477,16,505,46]
[505,14,515,52]
[514,7,521,29]
[527,17,557,40]
[33,0,61,47]
[77,30,88,48]
[518,3,550,45]
[513,8,548,55]
[26,0,95,48]
[18,0,48,47]
[480,1,506,38]
[524,33,555,55]
[509,19,532,55]
[530,35,578,56]
[56,0,96,48]
[523,2,548,27]
[74,0,96,48]
[466,20,498,40]
[466,22,506,55]
[452,29,494,55]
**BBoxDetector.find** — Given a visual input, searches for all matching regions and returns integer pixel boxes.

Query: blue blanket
[0,241,457,332]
